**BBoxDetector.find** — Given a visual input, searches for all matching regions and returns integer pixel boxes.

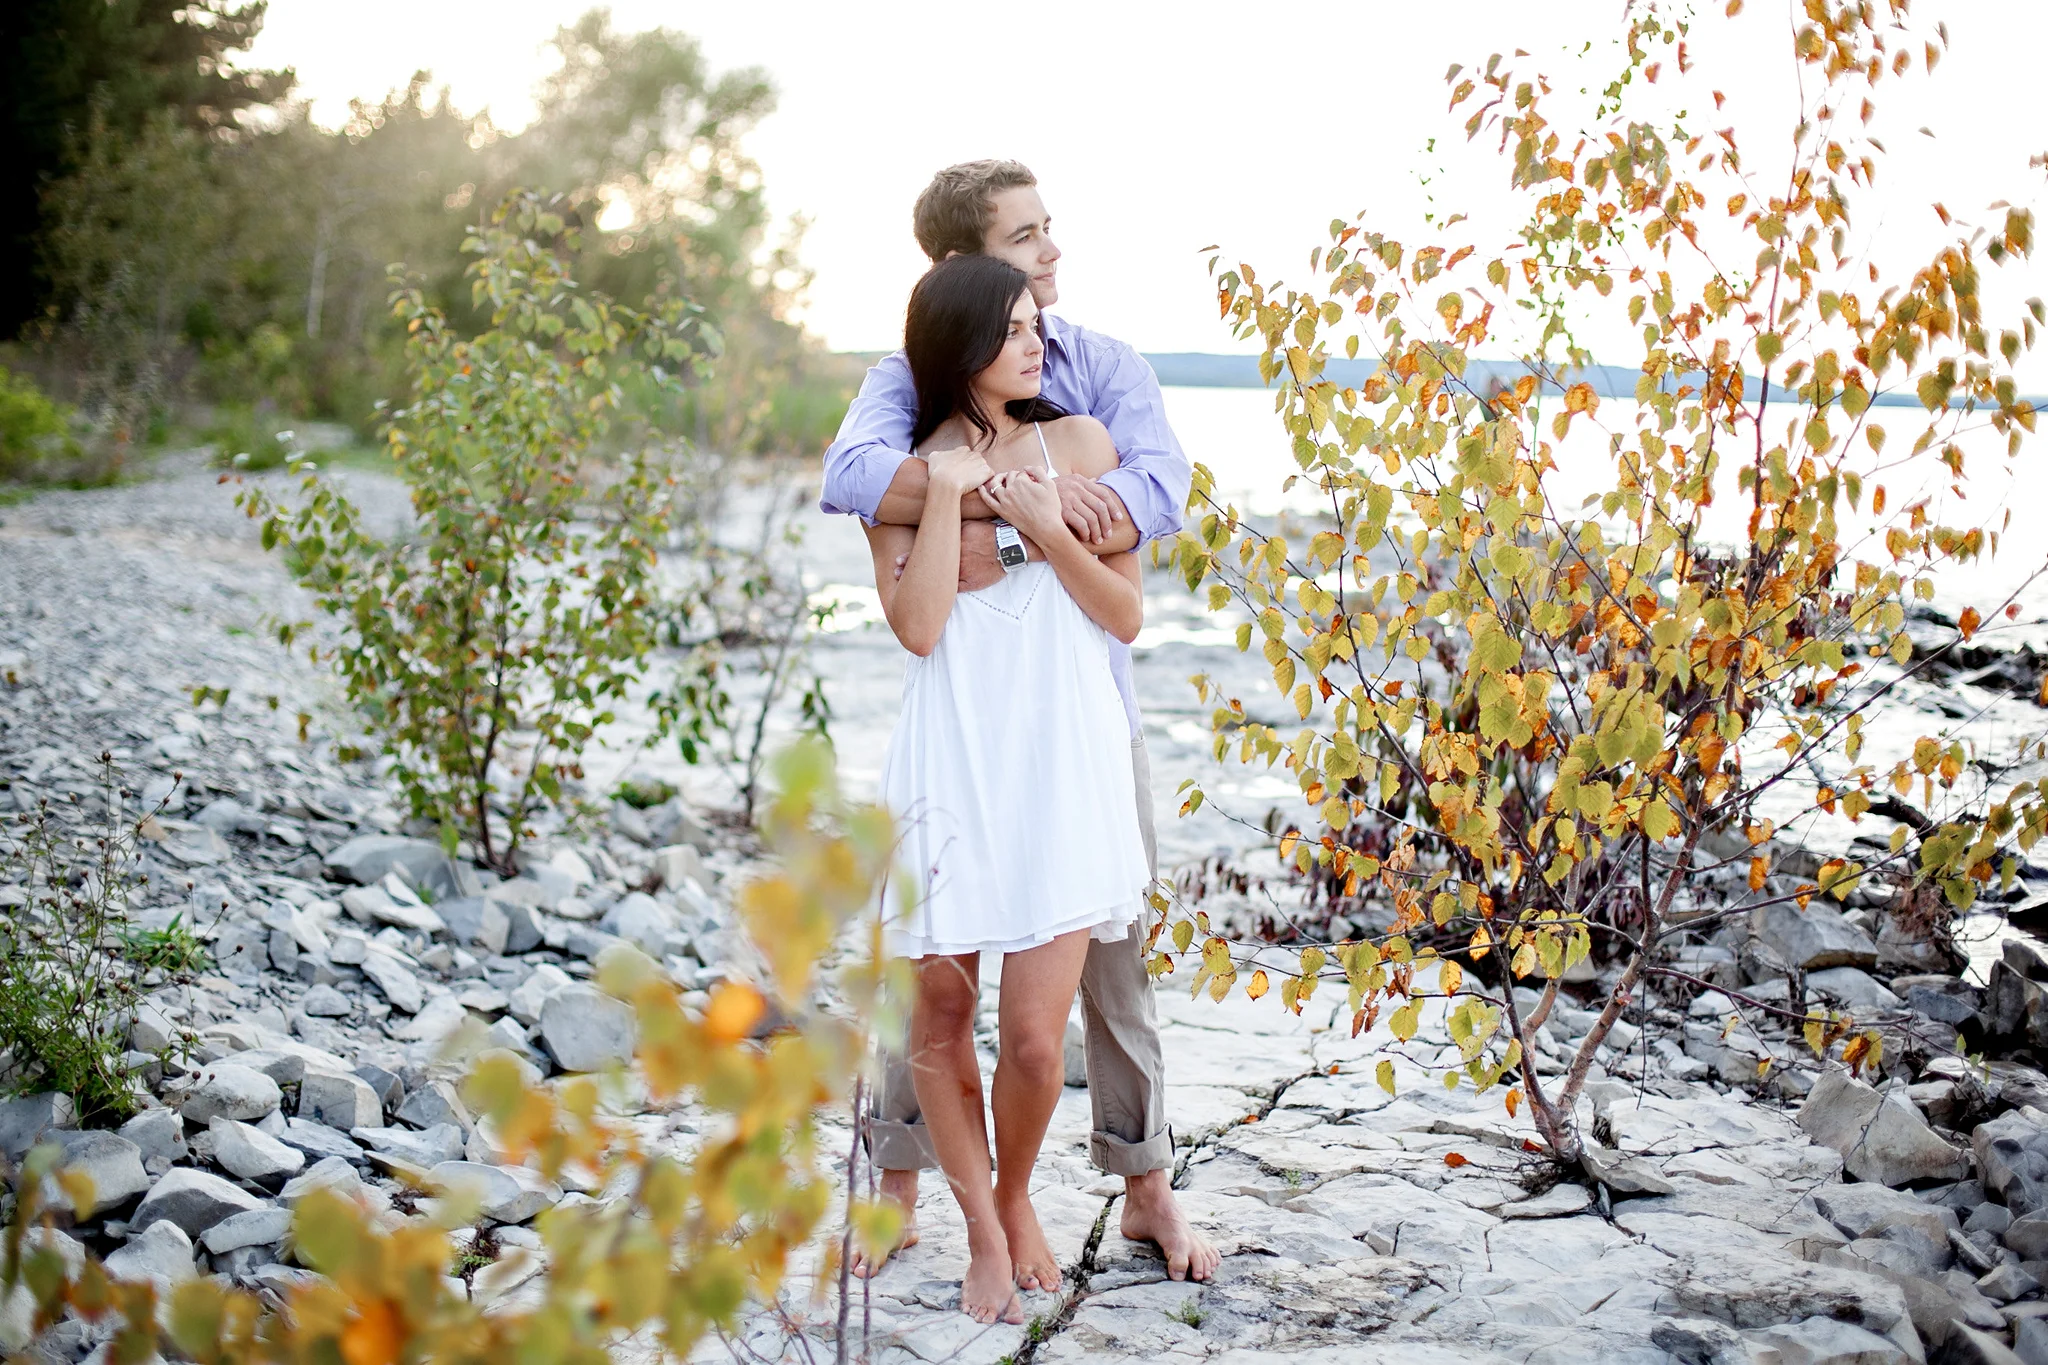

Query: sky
[245,0,2047,365]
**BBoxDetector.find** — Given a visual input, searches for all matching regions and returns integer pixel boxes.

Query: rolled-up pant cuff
[1089,1126,1175,1177]
[866,1118,937,1171]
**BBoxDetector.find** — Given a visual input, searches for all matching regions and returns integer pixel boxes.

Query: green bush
[239,190,715,873]
[204,402,297,471]
[0,367,83,482]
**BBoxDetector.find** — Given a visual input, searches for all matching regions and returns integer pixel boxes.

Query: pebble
[298,1070,382,1131]
[300,983,353,1017]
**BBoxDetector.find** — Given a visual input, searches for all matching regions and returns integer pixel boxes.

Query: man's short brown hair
[912,160,1037,263]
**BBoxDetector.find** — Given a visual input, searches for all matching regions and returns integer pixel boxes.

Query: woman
[865,253,1150,1326]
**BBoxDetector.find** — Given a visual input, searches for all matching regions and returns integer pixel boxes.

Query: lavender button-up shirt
[821,313,1191,736]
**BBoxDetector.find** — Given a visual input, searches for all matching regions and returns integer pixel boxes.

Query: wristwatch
[993,520,1027,573]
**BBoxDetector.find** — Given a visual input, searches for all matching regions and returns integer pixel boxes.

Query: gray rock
[328,931,368,966]
[103,1220,195,1286]
[1990,961,2048,1048]
[428,1160,562,1223]
[349,1123,465,1169]
[564,925,624,960]
[539,983,635,1072]
[129,1003,177,1052]
[48,1131,150,1214]
[180,1063,283,1124]
[354,1065,404,1112]
[1945,1325,2027,1365]
[1978,1261,2040,1302]
[438,896,510,956]
[1063,1017,1087,1088]
[1976,1107,2048,1216]
[508,964,572,1025]
[210,1117,305,1183]
[200,1206,294,1255]
[194,798,264,835]
[229,1048,307,1088]
[1799,1068,1969,1186]
[358,950,425,1014]
[300,983,352,1017]
[340,884,446,936]
[601,893,674,957]
[280,1156,361,1203]
[1740,1315,1912,1363]
[1811,1181,1959,1248]
[2017,1316,2048,1365]
[131,1167,267,1237]
[1580,1144,1676,1196]
[1895,974,1982,1028]
[1965,1202,2012,1236]
[2007,1211,2048,1259]
[117,1108,186,1166]
[395,1079,471,1135]
[500,901,544,955]
[1754,902,1880,971]
[323,834,449,887]
[1807,966,1903,1013]
[1665,1246,1921,1357]
[299,1070,381,1131]
[275,1118,367,1164]
[0,1092,75,1161]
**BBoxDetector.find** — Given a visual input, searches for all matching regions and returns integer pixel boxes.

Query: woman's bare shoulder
[1043,414,1117,477]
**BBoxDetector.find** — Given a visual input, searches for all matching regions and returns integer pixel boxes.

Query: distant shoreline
[835,350,2036,410]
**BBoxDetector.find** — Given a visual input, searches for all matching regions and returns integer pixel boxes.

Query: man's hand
[1057,474,1125,545]
[895,520,1007,592]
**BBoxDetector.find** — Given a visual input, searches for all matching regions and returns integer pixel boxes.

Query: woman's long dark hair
[905,254,1067,450]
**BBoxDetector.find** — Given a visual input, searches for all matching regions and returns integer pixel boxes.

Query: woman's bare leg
[992,929,1094,1293]
[908,952,1022,1325]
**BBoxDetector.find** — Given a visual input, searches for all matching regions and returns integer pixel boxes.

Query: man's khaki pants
[866,734,1174,1176]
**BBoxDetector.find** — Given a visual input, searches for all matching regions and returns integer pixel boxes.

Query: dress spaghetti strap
[1032,422,1056,475]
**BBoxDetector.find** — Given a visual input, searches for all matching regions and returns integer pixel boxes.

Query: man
[822,158,1219,1284]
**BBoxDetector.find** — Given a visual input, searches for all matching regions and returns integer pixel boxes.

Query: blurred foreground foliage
[1162,0,2044,1165]
[2,741,902,1363]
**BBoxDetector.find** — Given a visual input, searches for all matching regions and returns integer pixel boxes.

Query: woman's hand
[981,467,1065,541]
[925,445,994,496]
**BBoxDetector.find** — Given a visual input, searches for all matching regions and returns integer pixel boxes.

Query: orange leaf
[1505,1087,1522,1118]
[341,1300,404,1365]
[1444,1152,1470,1168]
[1748,856,1769,892]
[1246,969,1270,1002]
[704,982,766,1044]
[1564,383,1599,415]
[1958,607,1982,641]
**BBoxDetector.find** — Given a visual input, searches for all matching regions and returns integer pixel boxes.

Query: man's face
[978,186,1060,308]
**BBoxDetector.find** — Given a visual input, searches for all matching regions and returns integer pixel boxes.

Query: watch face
[998,544,1027,568]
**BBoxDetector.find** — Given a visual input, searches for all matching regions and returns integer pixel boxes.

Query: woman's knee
[1002,1029,1064,1085]
[914,963,979,1037]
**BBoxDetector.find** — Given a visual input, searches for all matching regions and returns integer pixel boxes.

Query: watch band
[993,520,1027,573]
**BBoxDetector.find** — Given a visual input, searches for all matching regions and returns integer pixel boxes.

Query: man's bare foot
[1120,1168,1220,1282]
[996,1190,1062,1293]
[850,1168,921,1279]
[961,1226,1024,1325]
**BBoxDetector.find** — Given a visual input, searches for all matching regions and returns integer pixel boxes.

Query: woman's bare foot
[850,1168,921,1279]
[1120,1169,1221,1282]
[996,1191,1062,1293]
[961,1227,1024,1324]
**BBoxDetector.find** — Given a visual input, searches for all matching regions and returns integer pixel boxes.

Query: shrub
[0,367,83,483]
[3,741,903,1361]
[237,190,716,873]
[203,403,298,472]
[1161,1,2042,1164]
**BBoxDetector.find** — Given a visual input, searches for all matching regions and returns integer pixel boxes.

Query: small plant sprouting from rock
[0,754,173,1123]
[1170,1298,1207,1329]
[118,914,210,975]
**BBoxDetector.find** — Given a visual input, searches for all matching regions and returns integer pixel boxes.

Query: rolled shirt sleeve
[820,352,918,523]
[1083,340,1191,546]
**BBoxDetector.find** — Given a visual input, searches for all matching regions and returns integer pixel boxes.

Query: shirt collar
[1041,311,1075,361]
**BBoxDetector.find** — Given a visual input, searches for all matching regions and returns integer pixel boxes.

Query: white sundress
[880,424,1150,959]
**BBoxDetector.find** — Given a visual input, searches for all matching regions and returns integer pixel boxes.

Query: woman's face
[972,289,1045,407]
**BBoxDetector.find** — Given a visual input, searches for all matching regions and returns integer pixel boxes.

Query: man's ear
[944,249,962,261]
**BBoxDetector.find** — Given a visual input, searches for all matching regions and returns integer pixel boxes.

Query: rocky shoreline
[9,455,2048,1364]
